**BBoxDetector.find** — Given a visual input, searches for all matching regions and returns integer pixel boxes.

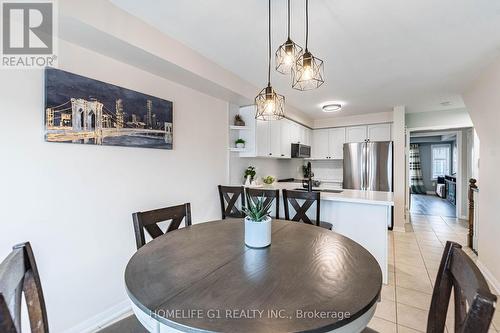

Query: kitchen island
[243,181,394,284]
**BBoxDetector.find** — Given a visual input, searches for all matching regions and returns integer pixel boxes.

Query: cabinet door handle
[269,153,272,156]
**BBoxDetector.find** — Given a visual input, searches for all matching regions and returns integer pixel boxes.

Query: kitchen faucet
[306,162,313,192]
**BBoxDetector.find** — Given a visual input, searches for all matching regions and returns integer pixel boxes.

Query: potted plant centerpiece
[243,192,273,248]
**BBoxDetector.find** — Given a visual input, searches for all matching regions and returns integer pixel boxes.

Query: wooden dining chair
[282,189,332,230]
[132,203,192,249]
[246,188,280,219]
[426,241,497,333]
[0,243,147,333]
[0,242,48,333]
[218,185,245,219]
[364,241,497,333]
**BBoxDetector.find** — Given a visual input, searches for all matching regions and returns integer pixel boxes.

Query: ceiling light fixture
[292,0,324,91]
[255,0,285,121]
[275,0,302,75]
[322,103,342,112]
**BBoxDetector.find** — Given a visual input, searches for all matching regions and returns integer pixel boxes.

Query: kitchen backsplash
[309,160,343,182]
[229,155,343,185]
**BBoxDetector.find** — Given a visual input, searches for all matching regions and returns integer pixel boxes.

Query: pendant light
[255,0,285,121]
[292,0,324,91]
[275,0,303,75]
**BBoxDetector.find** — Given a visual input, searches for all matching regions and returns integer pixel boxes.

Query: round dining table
[125,219,382,333]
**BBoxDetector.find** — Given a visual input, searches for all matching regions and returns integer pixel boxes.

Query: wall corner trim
[62,299,132,333]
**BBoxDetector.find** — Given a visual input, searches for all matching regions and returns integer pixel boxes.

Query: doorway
[406,127,474,220]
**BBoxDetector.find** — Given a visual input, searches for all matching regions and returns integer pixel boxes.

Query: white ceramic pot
[236,143,245,149]
[244,216,272,248]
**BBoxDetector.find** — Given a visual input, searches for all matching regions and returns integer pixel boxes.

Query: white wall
[393,106,406,231]
[0,39,229,332]
[463,56,500,292]
[405,108,473,129]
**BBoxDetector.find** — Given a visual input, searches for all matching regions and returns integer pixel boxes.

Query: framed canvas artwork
[44,68,173,149]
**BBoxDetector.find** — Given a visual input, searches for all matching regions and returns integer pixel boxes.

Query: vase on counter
[245,175,251,186]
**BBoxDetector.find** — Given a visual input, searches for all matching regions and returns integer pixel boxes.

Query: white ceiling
[110,0,500,118]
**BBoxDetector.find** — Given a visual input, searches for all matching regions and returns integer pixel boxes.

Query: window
[432,144,451,179]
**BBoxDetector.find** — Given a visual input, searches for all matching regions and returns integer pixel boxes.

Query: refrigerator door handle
[361,142,367,190]
[363,143,367,191]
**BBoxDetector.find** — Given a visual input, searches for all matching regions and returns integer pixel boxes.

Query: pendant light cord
[287,0,291,38]
[267,0,271,86]
[305,0,309,50]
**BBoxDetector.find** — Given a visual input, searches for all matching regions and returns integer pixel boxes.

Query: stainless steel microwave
[291,143,311,158]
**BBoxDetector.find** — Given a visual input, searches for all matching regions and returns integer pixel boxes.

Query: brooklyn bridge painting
[44,68,173,149]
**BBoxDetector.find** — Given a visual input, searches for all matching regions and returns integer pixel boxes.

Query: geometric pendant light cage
[292,50,324,90]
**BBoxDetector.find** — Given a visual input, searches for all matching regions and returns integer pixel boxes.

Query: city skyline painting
[44,68,173,149]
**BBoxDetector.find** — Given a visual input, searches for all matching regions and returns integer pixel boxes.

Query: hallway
[366,213,499,332]
[410,194,456,217]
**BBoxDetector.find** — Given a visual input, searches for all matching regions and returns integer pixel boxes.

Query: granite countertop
[240,182,394,206]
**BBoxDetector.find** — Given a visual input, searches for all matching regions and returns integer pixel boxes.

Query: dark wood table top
[125,219,382,333]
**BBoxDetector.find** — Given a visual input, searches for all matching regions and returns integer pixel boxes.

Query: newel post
[468,178,478,248]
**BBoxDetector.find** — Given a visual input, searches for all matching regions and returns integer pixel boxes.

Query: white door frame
[405,126,464,219]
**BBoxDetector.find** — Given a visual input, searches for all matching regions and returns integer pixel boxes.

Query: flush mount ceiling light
[322,103,342,112]
[292,0,324,91]
[275,0,303,75]
[255,0,285,121]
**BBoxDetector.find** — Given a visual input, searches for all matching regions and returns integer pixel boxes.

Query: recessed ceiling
[110,0,500,118]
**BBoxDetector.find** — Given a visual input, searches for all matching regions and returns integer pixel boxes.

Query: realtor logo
[1,1,57,68]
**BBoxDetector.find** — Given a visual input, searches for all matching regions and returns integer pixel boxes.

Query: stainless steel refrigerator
[343,141,393,192]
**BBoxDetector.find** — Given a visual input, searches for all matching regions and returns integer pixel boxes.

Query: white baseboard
[62,299,132,333]
[476,260,500,296]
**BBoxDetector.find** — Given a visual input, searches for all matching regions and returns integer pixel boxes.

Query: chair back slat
[133,203,192,249]
[282,190,320,226]
[246,188,280,219]
[218,186,245,219]
[0,242,49,333]
[427,241,497,333]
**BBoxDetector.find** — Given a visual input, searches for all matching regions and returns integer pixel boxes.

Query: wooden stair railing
[468,178,478,251]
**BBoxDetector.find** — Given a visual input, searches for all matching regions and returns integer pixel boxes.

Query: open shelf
[228,147,247,152]
[229,126,250,130]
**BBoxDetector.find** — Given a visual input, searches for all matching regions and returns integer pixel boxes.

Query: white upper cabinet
[346,126,368,143]
[256,120,270,157]
[367,123,392,141]
[289,122,300,144]
[280,120,292,158]
[345,124,392,143]
[270,120,282,157]
[328,128,346,159]
[312,129,329,159]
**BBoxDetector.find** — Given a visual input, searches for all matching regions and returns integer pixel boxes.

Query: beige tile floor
[366,213,500,333]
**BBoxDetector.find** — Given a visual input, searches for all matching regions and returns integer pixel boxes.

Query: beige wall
[0,40,229,332]
[392,106,406,231]
[463,57,500,292]
[405,108,472,129]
